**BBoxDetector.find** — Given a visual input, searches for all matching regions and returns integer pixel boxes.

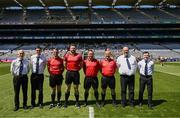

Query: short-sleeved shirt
[31,54,46,74]
[100,59,117,77]
[64,53,82,71]
[83,58,99,77]
[48,57,64,75]
[116,55,137,76]
[138,59,154,76]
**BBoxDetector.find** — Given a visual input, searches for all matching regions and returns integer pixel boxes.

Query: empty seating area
[0,8,179,24]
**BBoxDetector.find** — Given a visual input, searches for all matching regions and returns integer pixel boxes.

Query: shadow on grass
[42,99,167,107]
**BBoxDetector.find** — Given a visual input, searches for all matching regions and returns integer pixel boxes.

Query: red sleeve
[64,53,68,61]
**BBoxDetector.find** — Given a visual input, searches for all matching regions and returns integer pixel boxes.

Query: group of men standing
[10,44,154,111]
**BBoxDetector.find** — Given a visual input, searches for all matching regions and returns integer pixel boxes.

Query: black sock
[57,92,61,103]
[75,93,79,103]
[94,91,99,102]
[51,93,55,104]
[101,93,105,102]
[84,92,89,103]
[65,91,70,103]
[112,94,116,101]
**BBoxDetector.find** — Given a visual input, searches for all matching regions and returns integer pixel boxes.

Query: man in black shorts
[47,48,64,109]
[83,49,100,107]
[100,50,117,107]
[64,44,82,108]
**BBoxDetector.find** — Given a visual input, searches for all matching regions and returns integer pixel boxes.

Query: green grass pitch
[0,62,180,117]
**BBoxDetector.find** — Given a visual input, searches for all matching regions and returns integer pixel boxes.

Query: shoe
[39,104,43,109]
[49,104,55,109]
[63,102,67,108]
[14,106,19,111]
[75,102,80,109]
[83,102,88,107]
[101,101,105,107]
[57,102,62,108]
[30,105,34,110]
[23,106,28,110]
[112,101,117,107]
[96,102,101,108]
[148,104,154,110]
[121,103,126,108]
[130,103,134,108]
[139,103,143,107]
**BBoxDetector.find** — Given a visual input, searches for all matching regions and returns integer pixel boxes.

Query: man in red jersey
[83,49,100,107]
[47,48,64,109]
[63,44,82,108]
[100,50,117,107]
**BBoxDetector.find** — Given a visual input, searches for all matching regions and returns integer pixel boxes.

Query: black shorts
[49,74,63,88]
[101,76,115,89]
[84,77,99,89]
[65,70,80,85]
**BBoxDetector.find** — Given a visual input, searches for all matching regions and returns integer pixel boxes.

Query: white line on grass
[89,106,94,118]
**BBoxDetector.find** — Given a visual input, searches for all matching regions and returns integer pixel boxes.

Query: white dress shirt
[138,59,154,76]
[10,58,30,76]
[117,55,137,76]
[31,54,46,74]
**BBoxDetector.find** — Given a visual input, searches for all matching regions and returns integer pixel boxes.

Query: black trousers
[31,73,44,106]
[120,75,135,105]
[13,75,28,107]
[139,75,153,105]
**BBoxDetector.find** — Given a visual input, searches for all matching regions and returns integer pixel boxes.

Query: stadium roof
[0,0,179,8]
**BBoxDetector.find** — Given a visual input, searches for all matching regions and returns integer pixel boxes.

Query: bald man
[100,50,117,107]
[10,50,30,111]
[117,47,137,108]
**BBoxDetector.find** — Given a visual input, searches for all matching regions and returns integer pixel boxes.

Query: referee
[83,49,100,107]
[100,50,117,107]
[47,48,64,109]
[138,51,154,109]
[30,47,46,109]
[63,44,82,108]
[10,50,30,111]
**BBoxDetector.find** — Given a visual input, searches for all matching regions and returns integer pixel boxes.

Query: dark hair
[35,46,42,50]
[143,51,149,54]
[53,48,59,51]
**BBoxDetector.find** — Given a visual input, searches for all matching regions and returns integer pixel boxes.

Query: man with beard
[63,44,82,108]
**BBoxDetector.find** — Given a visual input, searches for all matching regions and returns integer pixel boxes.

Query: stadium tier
[0,8,180,24]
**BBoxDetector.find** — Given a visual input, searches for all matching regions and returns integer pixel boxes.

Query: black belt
[32,73,43,75]
[140,74,152,78]
[14,74,27,77]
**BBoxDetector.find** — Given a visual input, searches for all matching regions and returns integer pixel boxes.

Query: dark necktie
[126,58,131,70]
[19,60,23,75]
[36,56,40,74]
[144,60,148,76]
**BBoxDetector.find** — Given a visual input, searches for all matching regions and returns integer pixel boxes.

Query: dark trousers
[120,75,135,105]
[13,75,28,107]
[139,75,153,105]
[31,73,44,106]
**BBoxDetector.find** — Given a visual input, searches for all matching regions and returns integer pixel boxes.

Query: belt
[14,74,27,77]
[140,74,152,78]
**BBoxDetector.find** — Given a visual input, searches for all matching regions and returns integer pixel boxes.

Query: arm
[10,61,14,76]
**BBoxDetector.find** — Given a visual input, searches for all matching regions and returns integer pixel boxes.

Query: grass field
[0,62,180,118]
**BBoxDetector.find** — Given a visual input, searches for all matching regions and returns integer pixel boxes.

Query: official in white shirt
[30,46,46,109]
[10,50,30,111]
[117,47,137,107]
[138,51,154,109]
